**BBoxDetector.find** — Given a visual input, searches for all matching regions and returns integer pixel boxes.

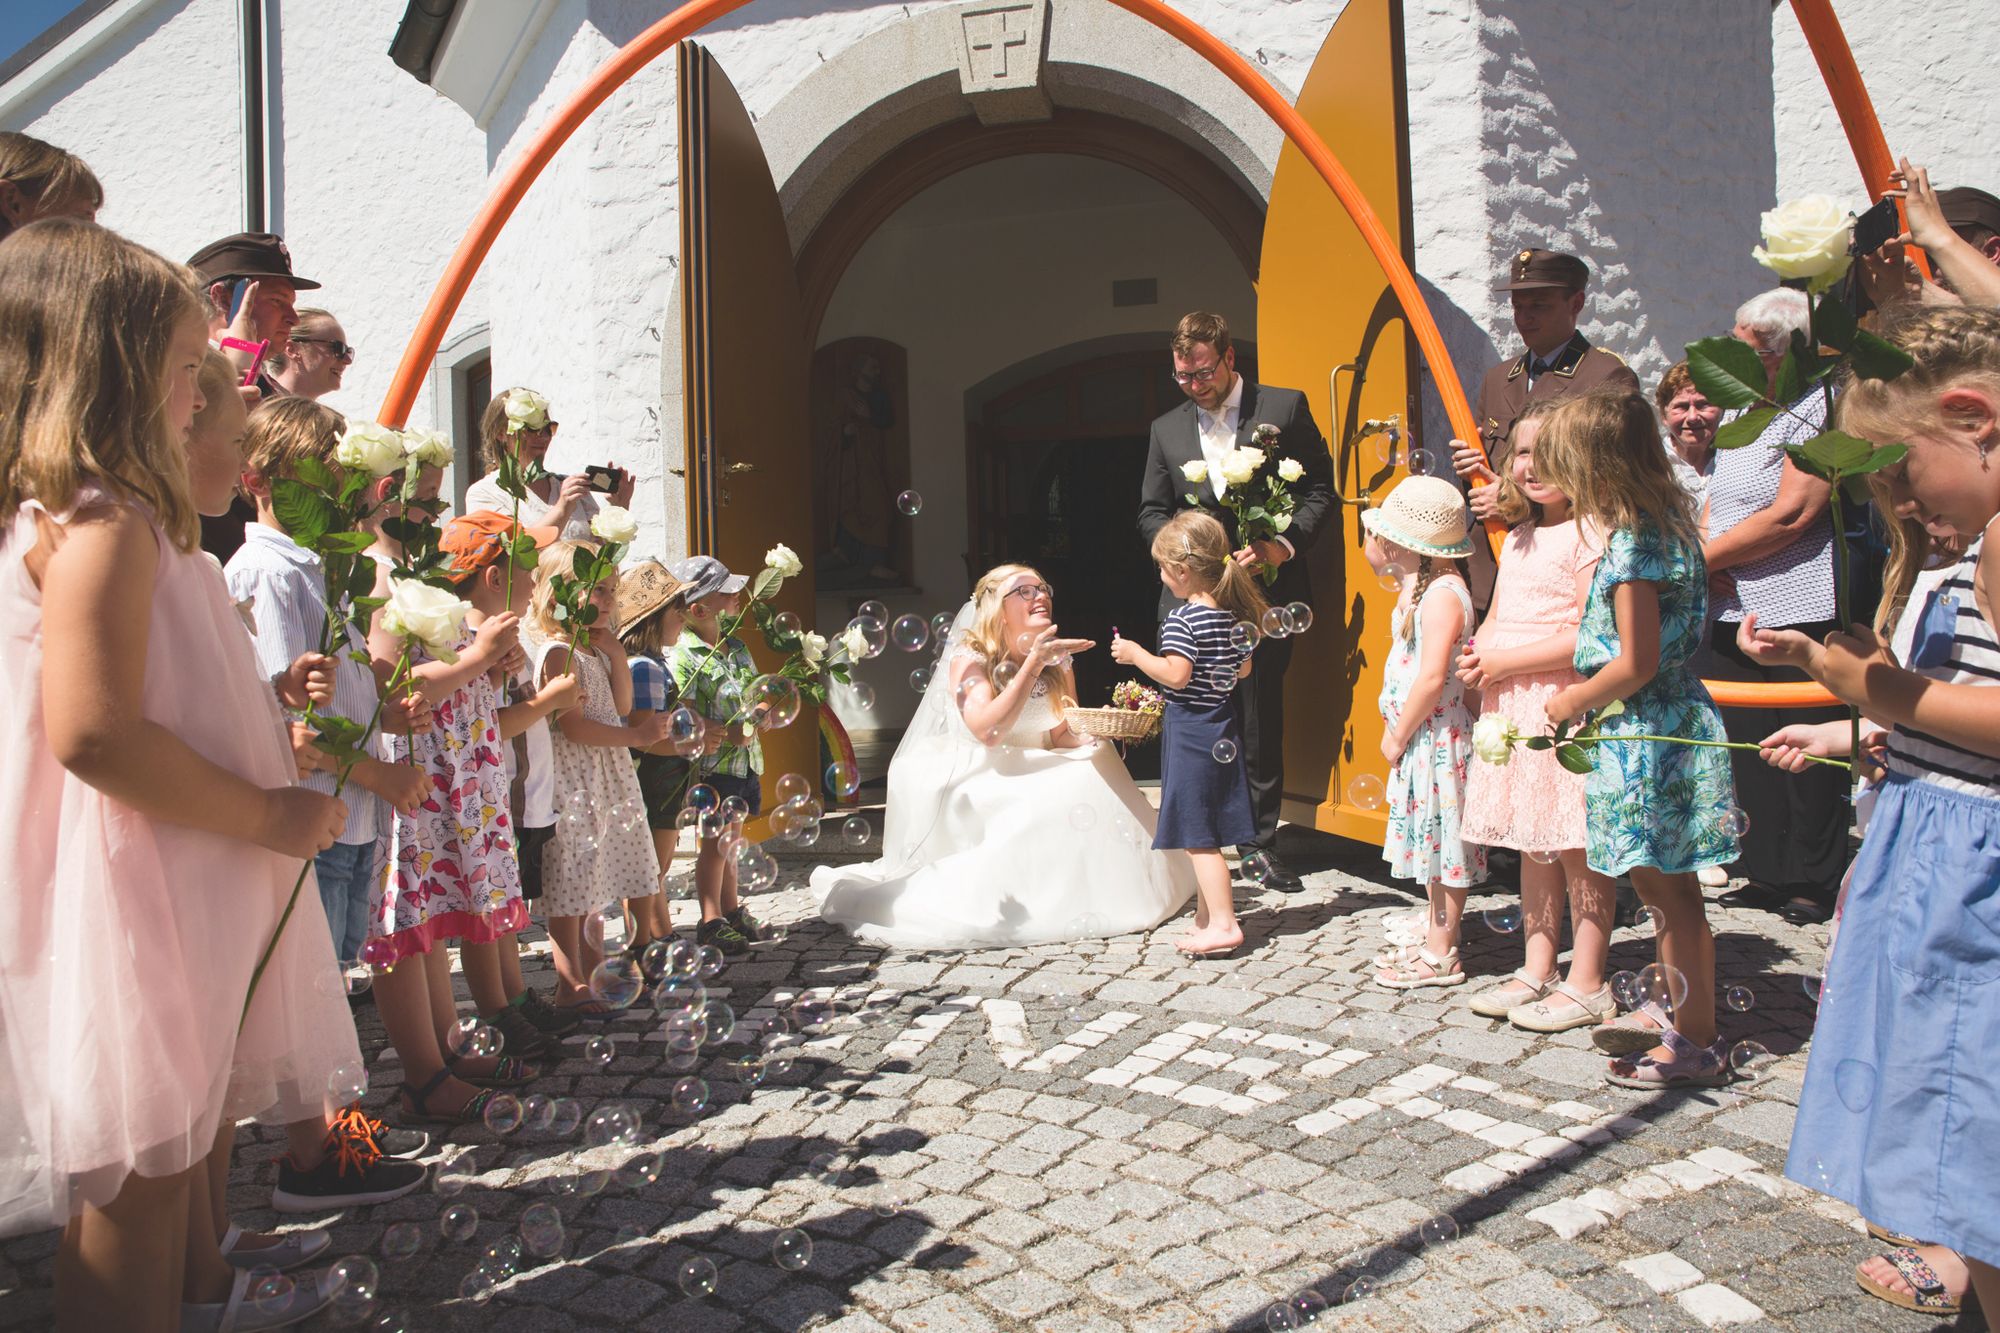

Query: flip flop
[446,1054,541,1088]
[1856,1246,1964,1315]
[1866,1220,1922,1247]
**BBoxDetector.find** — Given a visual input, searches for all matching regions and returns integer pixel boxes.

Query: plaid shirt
[628,653,676,714]
[666,628,763,778]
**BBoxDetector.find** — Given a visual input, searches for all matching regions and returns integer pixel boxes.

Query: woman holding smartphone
[463,387,637,540]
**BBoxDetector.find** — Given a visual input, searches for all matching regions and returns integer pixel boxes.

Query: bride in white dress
[813,564,1197,949]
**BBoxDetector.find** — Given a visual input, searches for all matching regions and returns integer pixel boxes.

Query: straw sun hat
[1360,474,1473,558]
[616,559,686,635]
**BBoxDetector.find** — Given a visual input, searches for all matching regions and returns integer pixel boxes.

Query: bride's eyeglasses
[1002,583,1053,605]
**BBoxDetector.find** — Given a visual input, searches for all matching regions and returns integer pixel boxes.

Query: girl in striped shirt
[1737,306,2000,1317]
[1112,510,1266,957]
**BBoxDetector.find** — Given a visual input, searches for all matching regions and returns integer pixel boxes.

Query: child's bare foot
[1856,1243,1968,1313]
[1177,924,1244,957]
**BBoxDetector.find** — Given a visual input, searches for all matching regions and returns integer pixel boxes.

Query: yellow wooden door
[677,41,817,820]
[1258,0,1419,845]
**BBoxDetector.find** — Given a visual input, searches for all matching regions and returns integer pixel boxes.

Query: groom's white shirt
[1195,374,1244,502]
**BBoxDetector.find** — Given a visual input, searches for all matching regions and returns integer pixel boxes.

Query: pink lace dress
[0,492,361,1234]
[1461,519,1601,853]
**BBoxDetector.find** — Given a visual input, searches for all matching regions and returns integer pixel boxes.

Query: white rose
[1277,457,1305,483]
[1752,196,1855,291]
[1219,447,1264,487]
[402,429,454,469]
[765,543,802,578]
[590,505,638,545]
[334,421,406,477]
[1272,512,1293,533]
[1472,713,1517,766]
[800,631,828,669]
[839,624,869,661]
[381,577,473,665]
[1181,460,1209,484]
[503,388,551,433]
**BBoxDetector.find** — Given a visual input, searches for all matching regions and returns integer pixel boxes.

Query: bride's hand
[1025,625,1095,670]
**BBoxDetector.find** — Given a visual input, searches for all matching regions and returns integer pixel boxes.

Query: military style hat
[185,232,321,290]
[1495,248,1589,293]
[1939,186,2000,239]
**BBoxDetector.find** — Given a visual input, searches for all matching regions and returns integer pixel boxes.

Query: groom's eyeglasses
[1171,365,1221,385]
[1003,583,1052,604]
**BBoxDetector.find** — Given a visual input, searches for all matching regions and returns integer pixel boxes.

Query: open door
[1257,0,1419,845]
[678,41,818,818]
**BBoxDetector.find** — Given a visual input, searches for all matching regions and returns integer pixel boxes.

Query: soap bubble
[327,1255,379,1322]
[896,490,923,516]
[614,1152,662,1190]
[458,1272,495,1304]
[1525,847,1560,865]
[909,665,933,693]
[447,1018,501,1059]
[872,1180,919,1217]
[1347,773,1386,811]
[548,1098,583,1138]
[1635,962,1689,1014]
[771,609,802,638]
[746,675,801,731]
[1420,1214,1459,1245]
[1285,1287,1330,1324]
[481,1236,523,1278]
[585,1104,640,1149]
[1343,1275,1377,1304]
[702,1000,737,1043]
[1835,1059,1877,1112]
[991,659,1020,692]
[848,617,888,659]
[380,1222,423,1263]
[1610,970,1641,1009]
[1724,985,1755,1013]
[666,705,703,749]
[327,1062,367,1105]
[1260,607,1291,639]
[584,1035,616,1068]
[482,1093,523,1136]
[1804,971,1824,1003]
[1716,806,1750,838]
[855,599,888,630]
[440,1204,478,1243]
[720,794,750,823]
[1230,621,1263,651]
[608,797,645,834]
[1210,739,1238,763]
[772,1228,813,1271]
[842,814,871,848]
[588,958,644,1010]
[1728,1040,1776,1079]
[341,964,373,996]
[697,945,726,980]
[1067,804,1097,831]
[1240,851,1273,885]
[1285,602,1313,633]
[825,761,860,799]
[654,975,706,1015]
[248,1270,293,1315]
[1407,448,1434,475]
[432,1153,476,1197]
[1638,905,1665,932]
[519,1202,565,1258]
[891,615,930,652]
[671,1076,711,1115]
[1265,1304,1301,1331]
[359,937,397,969]
[849,681,877,712]
[686,783,720,813]
[677,1256,718,1297]
[661,937,701,978]
[775,772,809,804]
[1482,904,1522,933]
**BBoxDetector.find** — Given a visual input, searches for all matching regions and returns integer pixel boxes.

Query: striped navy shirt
[1886,535,2000,794]
[223,522,382,845]
[1159,603,1250,707]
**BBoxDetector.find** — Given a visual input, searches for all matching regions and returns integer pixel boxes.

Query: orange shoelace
[328,1106,385,1175]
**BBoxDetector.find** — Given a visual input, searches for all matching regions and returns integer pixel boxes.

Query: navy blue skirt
[1154,699,1257,851]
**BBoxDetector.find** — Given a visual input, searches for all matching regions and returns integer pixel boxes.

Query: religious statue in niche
[812,337,912,590]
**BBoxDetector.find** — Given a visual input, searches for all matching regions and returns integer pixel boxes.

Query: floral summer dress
[372,628,526,960]
[1380,577,1486,888]
[1573,524,1738,876]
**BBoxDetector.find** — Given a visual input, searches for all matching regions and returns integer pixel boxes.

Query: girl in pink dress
[1456,406,1617,1032]
[0,222,358,1326]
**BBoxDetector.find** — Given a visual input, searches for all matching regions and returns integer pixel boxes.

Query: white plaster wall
[815,152,1256,731]
[1772,1,2000,209]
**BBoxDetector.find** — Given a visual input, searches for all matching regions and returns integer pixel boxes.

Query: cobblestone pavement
[0,822,1965,1333]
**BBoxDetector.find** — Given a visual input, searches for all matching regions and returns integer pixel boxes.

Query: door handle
[723,461,758,475]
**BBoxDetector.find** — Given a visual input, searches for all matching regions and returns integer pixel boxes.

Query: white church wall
[815,153,1257,732]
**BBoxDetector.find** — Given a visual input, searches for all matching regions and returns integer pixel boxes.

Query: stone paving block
[1086,1262,1175,1310]
[1203,1224,1299,1272]
[968,1207,1050,1249]
[890,1292,1000,1333]
[1125,1151,1203,1187]
[1677,1282,1766,1327]
[1525,1198,1607,1239]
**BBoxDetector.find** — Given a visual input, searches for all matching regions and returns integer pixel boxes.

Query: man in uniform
[1462,248,1639,604]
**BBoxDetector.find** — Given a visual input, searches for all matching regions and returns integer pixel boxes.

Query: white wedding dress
[813,606,1195,949]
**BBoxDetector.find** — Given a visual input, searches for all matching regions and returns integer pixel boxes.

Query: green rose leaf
[1841,474,1875,507]
[1845,440,1908,475]
[1555,743,1596,775]
[1847,328,1917,382]
[1686,336,1770,410]
[1798,430,1877,474]
[579,604,599,625]
[311,714,368,748]
[1812,291,1858,352]
[1773,337,1807,405]
[318,531,374,555]
[752,567,783,601]
[1713,408,1777,450]
[292,456,337,491]
[1522,736,1552,751]
[270,478,338,547]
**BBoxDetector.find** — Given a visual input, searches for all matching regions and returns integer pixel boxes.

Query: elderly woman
[269,307,352,401]
[1655,361,1721,505]
[1701,289,1847,924]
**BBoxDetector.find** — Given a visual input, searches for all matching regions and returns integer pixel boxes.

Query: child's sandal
[1604,1028,1728,1090]
[397,1069,497,1127]
[447,1055,540,1088]
[1590,1000,1672,1056]
[1376,945,1465,990]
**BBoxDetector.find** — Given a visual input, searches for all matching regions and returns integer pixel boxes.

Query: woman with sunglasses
[815,564,1197,948]
[464,387,636,541]
[270,308,353,401]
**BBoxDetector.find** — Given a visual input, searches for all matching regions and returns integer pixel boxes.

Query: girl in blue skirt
[1112,510,1266,957]
[1736,305,2000,1314]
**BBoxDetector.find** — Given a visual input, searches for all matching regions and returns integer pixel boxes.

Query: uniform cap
[1495,248,1589,293]
[1938,186,2000,239]
[186,232,321,289]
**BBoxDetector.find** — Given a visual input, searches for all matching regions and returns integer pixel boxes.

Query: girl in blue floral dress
[1535,390,1738,1088]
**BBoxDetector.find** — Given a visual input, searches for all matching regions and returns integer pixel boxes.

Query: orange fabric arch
[378,0,1902,713]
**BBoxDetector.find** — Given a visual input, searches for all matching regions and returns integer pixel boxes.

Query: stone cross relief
[962,6,1031,82]
[951,0,1050,122]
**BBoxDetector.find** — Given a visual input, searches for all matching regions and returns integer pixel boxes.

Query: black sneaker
[727,906,769,943]
[519,990,581,1037]
[271,1130,427,1214]
[696,916,752,957]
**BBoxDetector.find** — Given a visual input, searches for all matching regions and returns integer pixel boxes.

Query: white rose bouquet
[381,577,475,665]
[1751,196,1854,294]
[503,388,552,434]
[591,504,640,545]
[402,428,454,470]
[334,421,407,477]
[1182,422,1305,585]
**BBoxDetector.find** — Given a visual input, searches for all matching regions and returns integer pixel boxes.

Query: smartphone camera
[583,465,627,493]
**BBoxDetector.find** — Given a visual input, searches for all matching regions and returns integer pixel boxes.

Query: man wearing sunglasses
[1138,311,1335,894]
[271,308,355,402]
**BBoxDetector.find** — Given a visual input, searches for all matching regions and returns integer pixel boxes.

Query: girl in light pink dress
[1455,407,1617,1033]
[0,221,359,1326]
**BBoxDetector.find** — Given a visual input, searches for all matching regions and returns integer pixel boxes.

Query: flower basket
[1063,706,1161,743]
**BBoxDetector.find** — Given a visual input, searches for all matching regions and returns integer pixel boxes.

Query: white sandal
[1376,945,1465,990]
[1383,909,1426,945]
[219,1222,331,1273]
[1467,968,1556,1018]
[1509,980,1616,1033]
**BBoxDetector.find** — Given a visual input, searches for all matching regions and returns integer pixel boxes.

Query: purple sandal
[1604,1027,1728,1089]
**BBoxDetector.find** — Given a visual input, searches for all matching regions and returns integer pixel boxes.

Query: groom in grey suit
[1137,312,1335,892]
